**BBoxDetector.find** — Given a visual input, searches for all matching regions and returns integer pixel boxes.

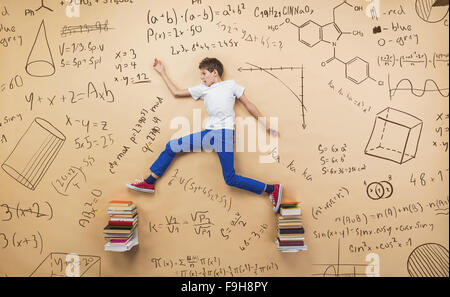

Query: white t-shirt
[188,80,245,130]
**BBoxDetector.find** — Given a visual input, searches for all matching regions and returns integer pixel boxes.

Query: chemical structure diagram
[25,0,53,16]
[287,1,383,86]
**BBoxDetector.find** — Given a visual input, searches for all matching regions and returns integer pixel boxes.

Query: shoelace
[269,194,275,205]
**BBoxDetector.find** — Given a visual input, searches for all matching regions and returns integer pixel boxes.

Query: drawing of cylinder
[2,118,65,190]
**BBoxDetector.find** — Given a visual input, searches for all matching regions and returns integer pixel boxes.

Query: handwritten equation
[1,201,53,222]
[150,255,278,277]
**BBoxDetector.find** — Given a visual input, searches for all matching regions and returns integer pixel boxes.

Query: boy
[126,57,282,213]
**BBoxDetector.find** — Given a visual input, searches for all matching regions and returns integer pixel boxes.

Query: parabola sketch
[312,239,374,277]
[239,62,307,129]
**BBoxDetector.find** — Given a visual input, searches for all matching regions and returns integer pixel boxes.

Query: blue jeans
[150,129,266,195]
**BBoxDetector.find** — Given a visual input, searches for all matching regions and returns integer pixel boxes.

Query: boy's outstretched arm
[238,92,279,137]
[153,58,191,98]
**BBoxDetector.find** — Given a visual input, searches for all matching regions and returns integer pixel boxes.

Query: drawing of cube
[365,107,423,164]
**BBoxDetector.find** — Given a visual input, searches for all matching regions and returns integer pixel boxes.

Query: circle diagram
[366,181,394,200]
[415,0,449,23]
[407,243,449,277]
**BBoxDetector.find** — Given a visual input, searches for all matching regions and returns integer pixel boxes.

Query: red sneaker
[126,180,155,193]
[269,184,282,213]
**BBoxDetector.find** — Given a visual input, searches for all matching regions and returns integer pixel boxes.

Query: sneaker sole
[274,185,282,213]
[126,183,155,193]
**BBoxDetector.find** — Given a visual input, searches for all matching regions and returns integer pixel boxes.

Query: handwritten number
[1,204,12,221]
[0,233,8,248]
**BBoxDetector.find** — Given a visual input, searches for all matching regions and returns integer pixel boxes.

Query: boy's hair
[199,58,224,77]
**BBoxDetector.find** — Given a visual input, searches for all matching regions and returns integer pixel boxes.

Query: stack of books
[104,200,139,252]
[275,202,307,252]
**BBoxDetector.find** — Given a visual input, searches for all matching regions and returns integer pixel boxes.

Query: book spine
[280,213,302,217]
[108,221,135,226]
[279,228,305,234]
[110,224,136,228]
[108,207,136,211]
[109,201,133,205]
[110,239,130,243]
[278,241,305,246]
[108,210,136,213]
[109,217,136,220]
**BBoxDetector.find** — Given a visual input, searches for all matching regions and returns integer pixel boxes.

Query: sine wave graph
[388,75,449,100]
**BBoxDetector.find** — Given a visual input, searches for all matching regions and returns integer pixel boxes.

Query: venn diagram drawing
[366,181,394,200]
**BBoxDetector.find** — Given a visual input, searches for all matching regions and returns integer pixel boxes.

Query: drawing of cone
[2,118,65,190]
[25,20,56,77]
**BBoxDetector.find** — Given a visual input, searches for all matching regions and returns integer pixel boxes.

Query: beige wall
[0,0,448,277]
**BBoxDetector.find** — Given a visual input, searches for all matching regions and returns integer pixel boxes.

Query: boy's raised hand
[153,58,165,74]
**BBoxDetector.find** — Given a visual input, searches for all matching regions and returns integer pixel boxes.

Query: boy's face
[200,68,218,86]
